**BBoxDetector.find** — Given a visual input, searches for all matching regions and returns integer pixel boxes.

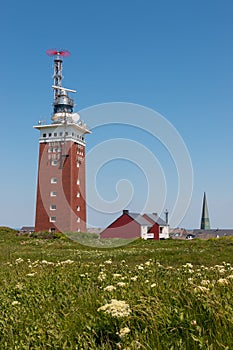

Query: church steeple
[200,192,210,230]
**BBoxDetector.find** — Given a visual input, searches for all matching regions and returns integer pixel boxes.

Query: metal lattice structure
[46,49,75,116]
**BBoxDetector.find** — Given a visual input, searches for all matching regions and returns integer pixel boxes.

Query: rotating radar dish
[46,49,71,57]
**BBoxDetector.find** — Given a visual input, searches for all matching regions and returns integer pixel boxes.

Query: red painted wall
[143,214,159,240]
[148,224,160,240]
[101,214,141,239]
[35,140,86,233]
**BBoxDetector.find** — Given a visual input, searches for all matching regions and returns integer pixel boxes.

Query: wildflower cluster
[97,299,131,318]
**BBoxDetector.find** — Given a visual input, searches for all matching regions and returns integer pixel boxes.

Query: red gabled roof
[143,214,156,225]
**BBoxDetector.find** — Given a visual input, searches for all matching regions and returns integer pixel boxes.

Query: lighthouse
[34,50,90,233]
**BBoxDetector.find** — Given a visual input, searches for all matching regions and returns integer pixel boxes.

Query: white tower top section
[34,49,91,136]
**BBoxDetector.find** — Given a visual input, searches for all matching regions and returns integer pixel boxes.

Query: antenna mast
[46,49,75,120]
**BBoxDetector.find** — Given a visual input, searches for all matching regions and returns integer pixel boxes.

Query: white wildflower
[15,258,24,264]
[26,272,36,277]
[131,276,138,281]
[98,271,106,281]
[183,263,193,268]
[194,286,209,293]
[117,282,126,287]
[151,283,156,288]
[201,280,210,286]
[97,299,131,318]
[15,282,23,290]
[61,259,74,265]
[217,278,229,285]
[104,285,116,292]
[105,259,112,264]
[41,260,54,265]
[117,327,131,338]
[12,300,21,306]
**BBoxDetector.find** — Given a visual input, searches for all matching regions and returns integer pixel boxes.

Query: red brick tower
[34,50,90,232]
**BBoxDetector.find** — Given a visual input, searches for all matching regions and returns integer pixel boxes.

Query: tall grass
[1,228,233,349]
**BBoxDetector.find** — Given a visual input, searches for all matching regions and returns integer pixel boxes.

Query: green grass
[1,227,233,349]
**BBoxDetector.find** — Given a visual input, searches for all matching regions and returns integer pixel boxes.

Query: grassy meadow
[1,227,233,349]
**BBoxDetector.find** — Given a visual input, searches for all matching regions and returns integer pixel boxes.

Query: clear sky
[1,0,233,229]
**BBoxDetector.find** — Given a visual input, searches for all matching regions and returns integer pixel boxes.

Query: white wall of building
[159,225,170,239]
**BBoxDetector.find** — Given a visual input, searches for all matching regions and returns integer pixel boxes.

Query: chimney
[123,210,129,215]
[165,209,169,224]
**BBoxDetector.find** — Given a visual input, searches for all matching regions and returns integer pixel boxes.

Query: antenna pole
[53,53,63,100]
[46,49,71,102]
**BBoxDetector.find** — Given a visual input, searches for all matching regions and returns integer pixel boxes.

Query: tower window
[77,206,80,211]
[49,133,52,137]
[50,216,56,222]
[76,162,80,168]
[54,133,57,137]
[43,133,46,137]
[77,179,80,185]
[51,178,57,184]
[50,204,56,210]
[77,228,81,232]
[52,160,58,166]
[59,132,63,136]
[48,148,52,153]
[77,217,80,223]
[50,191,57,197]
[77,192,80,198]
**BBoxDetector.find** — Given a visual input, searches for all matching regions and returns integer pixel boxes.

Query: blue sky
[1,0,233,229]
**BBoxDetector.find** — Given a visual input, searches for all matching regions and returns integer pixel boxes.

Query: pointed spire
[200,192,210,229]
